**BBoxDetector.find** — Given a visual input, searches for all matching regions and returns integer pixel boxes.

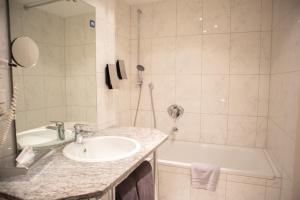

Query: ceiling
[17,0,95,18]
[124,0,162,5]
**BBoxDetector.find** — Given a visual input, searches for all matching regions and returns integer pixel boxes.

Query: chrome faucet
[73,124,94,144]
[74,124,86,144]
[46,121,65,140]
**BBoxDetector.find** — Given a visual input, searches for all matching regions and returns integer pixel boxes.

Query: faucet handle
[74,123,88,133]
[50,121,64,126]
[74,124,90,144]
[74,123,87,129]
[74,124,95,137]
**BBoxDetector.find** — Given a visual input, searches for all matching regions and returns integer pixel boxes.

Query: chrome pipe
[133,84,142,126]
[110,187,116,200]
[153,151,157,182]
[137,9,142,65]
[153,151,158,200]
[149,83,156,129]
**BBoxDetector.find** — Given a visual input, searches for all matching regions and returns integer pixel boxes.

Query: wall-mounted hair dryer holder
[0,36,40,178]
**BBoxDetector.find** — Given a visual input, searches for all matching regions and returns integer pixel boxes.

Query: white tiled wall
[65,13,97,123]
[129,0,272,148]
[87,0,132,129]
[267,0,300,199]
[83,0,120,128]
[158,164,282,200]
[115,0,132,126]
[9,0,300,198]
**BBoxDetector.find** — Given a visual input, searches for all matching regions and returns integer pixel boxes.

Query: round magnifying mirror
[11,36,39,68]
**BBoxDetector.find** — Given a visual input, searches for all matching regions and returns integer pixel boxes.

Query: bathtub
[157,140,282,200]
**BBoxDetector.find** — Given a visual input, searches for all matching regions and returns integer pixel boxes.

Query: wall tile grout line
[226,0,233,147]
[255,0,264,148]
[199,0,204,143]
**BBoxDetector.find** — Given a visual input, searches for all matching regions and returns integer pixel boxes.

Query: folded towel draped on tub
[191,163,220,191]
[116,161,154,200]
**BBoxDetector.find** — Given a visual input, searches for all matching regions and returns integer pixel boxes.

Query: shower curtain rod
[24,0,65,10]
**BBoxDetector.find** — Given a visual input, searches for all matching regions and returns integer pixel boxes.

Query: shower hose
[133,83,157,129]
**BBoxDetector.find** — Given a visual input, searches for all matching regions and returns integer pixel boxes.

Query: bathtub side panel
[158,163,282,200]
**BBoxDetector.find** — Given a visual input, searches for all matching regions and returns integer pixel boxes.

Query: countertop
[0,127,168,200]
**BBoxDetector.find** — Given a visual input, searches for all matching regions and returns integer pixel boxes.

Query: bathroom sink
[18,128,74,148]
[63,136,141,162]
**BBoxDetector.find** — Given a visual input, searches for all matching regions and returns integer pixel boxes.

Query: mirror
[9,0,97,150]
[11,36,39,68]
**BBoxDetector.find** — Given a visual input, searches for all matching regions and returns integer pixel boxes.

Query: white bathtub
[156,141,282,200]
[157,140,280,179]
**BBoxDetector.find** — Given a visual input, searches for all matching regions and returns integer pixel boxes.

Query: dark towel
[131,161,155,200]
[116,176,139,200]
[105,65,112,89]
[116,60,128,80]
[105,64,119,89]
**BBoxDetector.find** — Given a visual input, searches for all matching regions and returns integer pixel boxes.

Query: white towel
[191,163,220,191]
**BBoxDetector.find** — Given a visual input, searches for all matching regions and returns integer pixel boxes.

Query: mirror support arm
[0,58,17,67]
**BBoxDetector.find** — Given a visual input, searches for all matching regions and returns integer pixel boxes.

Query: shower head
[137,65,145,71]
[137,65,145,85]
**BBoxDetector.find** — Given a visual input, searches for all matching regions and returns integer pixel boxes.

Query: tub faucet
[46,121,65,140]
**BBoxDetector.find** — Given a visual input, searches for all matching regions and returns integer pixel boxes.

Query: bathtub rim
[158,160,278,180]
[157,148,282,180]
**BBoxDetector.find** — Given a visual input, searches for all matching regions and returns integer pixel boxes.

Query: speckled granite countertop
[0,127,168,200]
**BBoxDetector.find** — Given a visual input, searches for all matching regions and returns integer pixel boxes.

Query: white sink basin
[63,136,141,162]
[18,128,74,148]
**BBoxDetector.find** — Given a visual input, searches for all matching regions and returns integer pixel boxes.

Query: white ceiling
[124,0,162,5]
[18,0,94,18]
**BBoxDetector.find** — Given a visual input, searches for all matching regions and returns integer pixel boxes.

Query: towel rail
[153,151,157,184]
